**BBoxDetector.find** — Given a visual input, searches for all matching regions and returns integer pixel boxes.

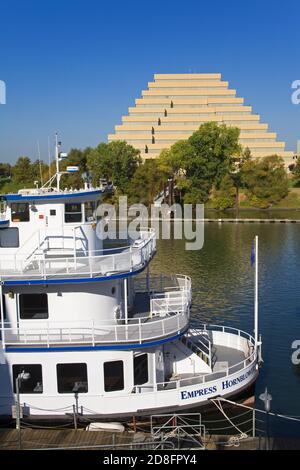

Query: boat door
[44,203,65,250]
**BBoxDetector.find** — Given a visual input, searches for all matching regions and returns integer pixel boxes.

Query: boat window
[134,354,148,385]
[103,361,124,392]
[56,363,88,393]
[84,201,96,222]
[64,203,82,223]
[12,364,43,394]
[0,228,19,248]
[0,295,6,321]
[11,203,30,222]
[19,293,48,319]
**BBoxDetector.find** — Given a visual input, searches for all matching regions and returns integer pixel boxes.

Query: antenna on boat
[41,133,73,191]
[55,133,61,191]
[47,136,51,181]
[37,140,43,187]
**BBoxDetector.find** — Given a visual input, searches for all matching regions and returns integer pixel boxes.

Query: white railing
[0,229,156,281]
[150,275,191,315]
[181,329,212,369]
[2,309,189,347]
[133,325,256,394]
[150,290,190,316]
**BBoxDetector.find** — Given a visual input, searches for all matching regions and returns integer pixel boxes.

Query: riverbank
[205,208,300,220]
[206,188,300,212]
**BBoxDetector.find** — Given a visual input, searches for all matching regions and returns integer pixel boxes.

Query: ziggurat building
[108,73,293,164]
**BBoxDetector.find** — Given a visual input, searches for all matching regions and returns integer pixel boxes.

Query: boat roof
[0,188,105,202]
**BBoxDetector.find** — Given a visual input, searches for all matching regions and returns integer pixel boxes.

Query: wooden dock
[0,428,152,450]
[204,218,300,224]
[1,428,300,450]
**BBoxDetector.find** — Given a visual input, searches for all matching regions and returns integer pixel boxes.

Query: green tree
[129,159,164,206]
[211,174,236,210]
[12,157,34,185]
[292,157,300,186]
[241,155,289,208]
[158,122,241,203]
[0,163,12,178]
[87,141,141,193]
[186,122,241,186]
[157,140,194,177]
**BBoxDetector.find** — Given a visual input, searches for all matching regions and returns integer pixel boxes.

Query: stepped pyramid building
[108,73,293,164]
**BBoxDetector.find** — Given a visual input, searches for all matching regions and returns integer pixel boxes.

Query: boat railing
[133,325,256,394]
[150,290,191,316]
[0,229,156,280]
[134,274,191,296]
[2,308,189,347]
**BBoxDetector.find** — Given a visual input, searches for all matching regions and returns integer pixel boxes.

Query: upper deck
[0,229,156,284]
[0,185,156,284]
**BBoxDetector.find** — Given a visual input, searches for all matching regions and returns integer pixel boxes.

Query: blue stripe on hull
[2,261,153,286]
[2,189,104,202]
[4,330,187,353]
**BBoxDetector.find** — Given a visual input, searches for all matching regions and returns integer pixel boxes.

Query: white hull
[0,183,261,423]
[0,326,258,420]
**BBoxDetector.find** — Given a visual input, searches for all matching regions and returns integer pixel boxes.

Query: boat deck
[0,230,156,283]
[2,277,191,348]
[167,345,246,388]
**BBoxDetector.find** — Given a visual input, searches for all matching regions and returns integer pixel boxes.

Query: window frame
[0,227,19,248]
[0,295,6,322]
[134,353,149,386]
[64,203,82,224]
[103,360,124,392]
[12,364,43,394]
[11,203,30,222]
[84,201,96,222]
[56,363,88,394]
[19,293,49,320]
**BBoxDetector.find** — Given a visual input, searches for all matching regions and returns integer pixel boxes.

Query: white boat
[0,137,261,423]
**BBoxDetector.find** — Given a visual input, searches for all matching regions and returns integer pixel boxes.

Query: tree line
[0,122,296,209]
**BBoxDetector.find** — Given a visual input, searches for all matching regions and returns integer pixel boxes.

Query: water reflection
[150,223,300,436]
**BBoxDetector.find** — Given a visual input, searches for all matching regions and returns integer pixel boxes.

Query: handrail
[133,325,256,394]
[2,309,189,347]
[0,229,156,280]
[6,228,155,259]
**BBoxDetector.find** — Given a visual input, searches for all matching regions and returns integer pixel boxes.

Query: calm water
[150,223,300,437]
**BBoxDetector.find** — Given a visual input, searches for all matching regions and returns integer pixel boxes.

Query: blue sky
[0,0,300,163]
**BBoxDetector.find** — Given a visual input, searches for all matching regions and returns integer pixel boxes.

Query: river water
[149,220,300,437]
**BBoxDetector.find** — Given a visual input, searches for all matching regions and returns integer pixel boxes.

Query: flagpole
[254,235,258,347]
